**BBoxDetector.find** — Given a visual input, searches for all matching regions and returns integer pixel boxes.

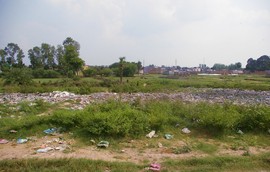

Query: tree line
[0,37,84,78]
[0,37,142,85]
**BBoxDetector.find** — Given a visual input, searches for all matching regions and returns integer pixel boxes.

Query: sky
[0,0,270,67]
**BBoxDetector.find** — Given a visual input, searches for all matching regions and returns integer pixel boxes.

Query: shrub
[32,69,61,78]
[237,105,270,132]
[3,68,33,85]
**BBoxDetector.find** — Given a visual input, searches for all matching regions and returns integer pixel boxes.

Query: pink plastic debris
[0,139,9,144]
[149,163,161,171]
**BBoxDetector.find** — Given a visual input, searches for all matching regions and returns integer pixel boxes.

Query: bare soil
[0,135,269,164]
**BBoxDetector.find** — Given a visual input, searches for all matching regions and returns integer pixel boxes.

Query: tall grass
[1,100,269,139]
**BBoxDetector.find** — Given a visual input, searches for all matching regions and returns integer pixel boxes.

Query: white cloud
[1,0,270,66]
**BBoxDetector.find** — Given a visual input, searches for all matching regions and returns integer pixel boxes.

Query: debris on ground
[237,129,244,135]
[44,128,57,135]
[146,130,156,138]
[0,139,9,144]
[158,142,163,148]
[164,134,173,140]
[36,147,54,153]
[1,89,270,110]
[148,163,161,171]
[181,128,191,134]
[97,141,109,148]
[17,138,28,144]
[90,139,96,144]
[9,130,17,133]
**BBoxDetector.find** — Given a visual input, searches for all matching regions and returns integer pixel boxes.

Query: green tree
[28,46,43,69]
[41,43,56,69]
[55,45,65,72]
[246,55,270,71]
[16,49,25,68]
[137,61,142,74]
[212,63,227,70]
[83,67,97,77]
[3,43,25,68]
[62,38,84,77]
[0,49,8,72]
[110,59,138,78]
[228,62,242,70]
[119,57,125,83]
[99,67,113,77]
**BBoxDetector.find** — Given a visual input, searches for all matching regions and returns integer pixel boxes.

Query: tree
[28,46,43,69]
[256,55,270,71]
[212,63,227,70]
[62,38,84,77]
[55,45,65,72]
[41,43,56,69]
[3,43,25,68]
[228,62,242,70]
[137,61,142,74]
[63,37,80,52]
[235,62,242,69]
[0,49,8,72]
[119,57,125,83]
[109,58,138,78]
[16,49,25,68]
[246,55,270,71]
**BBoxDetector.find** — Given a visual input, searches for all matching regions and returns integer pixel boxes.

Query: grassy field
[0,74,270,171]
[0,74,270,93]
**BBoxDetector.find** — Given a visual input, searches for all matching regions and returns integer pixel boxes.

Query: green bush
[3,67,33,85]
[32,69,61,78]
[237,105,270,132]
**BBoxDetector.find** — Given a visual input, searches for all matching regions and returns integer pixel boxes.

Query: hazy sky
[0,0,269,67]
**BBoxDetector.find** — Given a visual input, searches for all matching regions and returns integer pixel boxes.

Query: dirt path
[0,135,269,164]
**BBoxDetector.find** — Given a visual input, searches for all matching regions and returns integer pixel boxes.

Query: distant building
[143,66,163,74]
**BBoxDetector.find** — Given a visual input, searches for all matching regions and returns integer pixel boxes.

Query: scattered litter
[90,139,96,144]
[97,141,109,148]
[182,128,191,134]
[237,129,244,135]
[149,163,161,171]
[158,142,163,148]
[0,139,9,144]
[146,130,156,138]
[36,147,53,153]
[175,123,180,127]
[164,134,173,140]
[17,138,28,144]
[9,130,17,133]
[55,145,67,151]
[44,128,57,134]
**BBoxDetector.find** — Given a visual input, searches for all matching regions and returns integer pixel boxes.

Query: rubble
[164,134,173,139]
[146,130,156,138]
[17,138,28,144]
[36,147,54,153]
[0,139,9,144]
[97,141,109,148]
[182,128,191,134]
[148,163,161,171]
[0,89,270,110]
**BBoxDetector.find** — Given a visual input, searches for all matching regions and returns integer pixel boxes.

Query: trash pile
[35,137,70,153]
[0,88,270,110]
